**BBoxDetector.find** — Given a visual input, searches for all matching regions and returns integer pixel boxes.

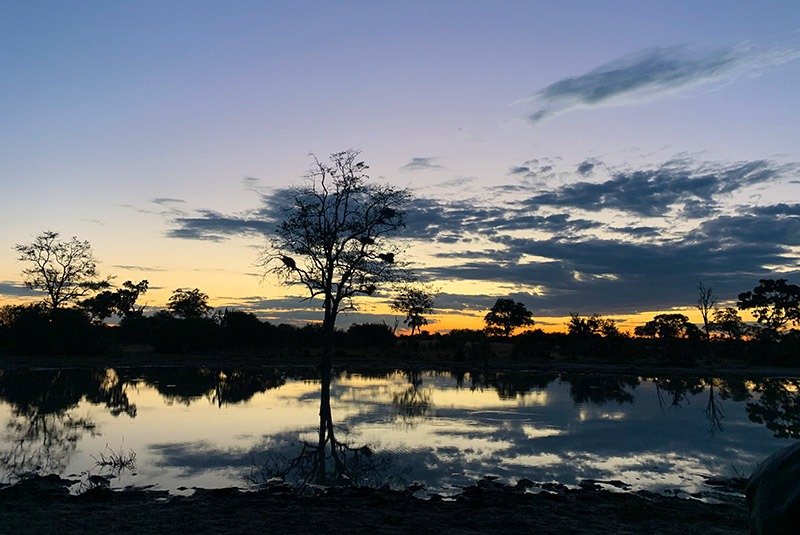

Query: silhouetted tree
[218,309,271,349]
[262,149,410,370]
[391,285,436,335]
[167,288,212,319]
[80,279,149,322]
[14,231,110,310]
[711,307,748,340]
[566,313,621,337]
[696,282,716,340]
[738,279,800,340]
[484,298,534,337]
[634,313,701,339]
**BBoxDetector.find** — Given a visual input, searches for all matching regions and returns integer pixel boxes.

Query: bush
[437,329,491,361]
[0,304,100,355]
[150,317,220,354]
[346,323,396,348]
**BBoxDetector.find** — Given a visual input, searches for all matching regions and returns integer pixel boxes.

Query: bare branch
[260,150,412,363]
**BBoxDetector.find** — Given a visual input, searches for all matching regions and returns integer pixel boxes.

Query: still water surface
[0,367,797,496]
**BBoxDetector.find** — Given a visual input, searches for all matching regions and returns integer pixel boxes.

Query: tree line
[2,150,799,364]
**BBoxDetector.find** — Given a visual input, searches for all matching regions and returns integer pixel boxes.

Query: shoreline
[0,475,750,535]
[2,349,799,379]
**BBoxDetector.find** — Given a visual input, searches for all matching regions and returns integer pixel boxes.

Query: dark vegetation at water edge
[1,305,800,368]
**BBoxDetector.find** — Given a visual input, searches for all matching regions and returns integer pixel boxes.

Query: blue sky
[1,1,799,331]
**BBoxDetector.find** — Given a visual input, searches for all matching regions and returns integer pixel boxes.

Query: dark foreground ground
[0,475,749,535]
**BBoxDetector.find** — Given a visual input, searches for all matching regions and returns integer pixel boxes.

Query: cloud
[0,281,35,298]
[577,160,597,176]
[167,209,276,241]
[420,233,798,316]
[434,176,477,189]
[112,264,167,272]
[400,157,443,172]
[525,158,788,217]
[162,154,799,320]
[507,157,561,183]
[521,43,800,123]
[152,197,186,205]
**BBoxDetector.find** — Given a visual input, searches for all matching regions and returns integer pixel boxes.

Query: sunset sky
[2,1,799,333]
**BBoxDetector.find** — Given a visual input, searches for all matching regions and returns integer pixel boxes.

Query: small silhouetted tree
[14,231,110,310]
[391,285,436,335]
[696,282,716,340]
[711,307,748,340]
[262,149,410,369]
[484,298,534,337]
[738,279,800,339]
[167,288,212,319]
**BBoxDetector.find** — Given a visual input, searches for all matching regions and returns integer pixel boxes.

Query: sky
[1,1,799,333]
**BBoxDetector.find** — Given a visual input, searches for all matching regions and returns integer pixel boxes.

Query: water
[0,367,797,496]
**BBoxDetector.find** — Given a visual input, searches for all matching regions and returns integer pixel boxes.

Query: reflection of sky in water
[0,369,796,496]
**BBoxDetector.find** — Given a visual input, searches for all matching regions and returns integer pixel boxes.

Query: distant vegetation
[3,155,800,366]
[1,276,799,367]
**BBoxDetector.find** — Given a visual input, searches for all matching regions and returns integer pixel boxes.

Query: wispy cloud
[167,210,274,241]
[521,43,800,124]
[0,281,34,298]
[152,197,186,206]
[112,264,167,272]
[525,158,789,217]
[400,157,443,172]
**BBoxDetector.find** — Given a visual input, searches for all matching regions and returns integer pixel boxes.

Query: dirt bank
[0,476,748,535]
[2,348,798,379]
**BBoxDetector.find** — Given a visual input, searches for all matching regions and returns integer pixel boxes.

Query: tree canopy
[263,149,411,366]
[634,313,701,339]
[14,231,109,309]
[80,280,149,322]
[391,285,436,335]
[738,279,800,338]
[484,298,534,337]
[167,288,212,319]
[567,313,622,337]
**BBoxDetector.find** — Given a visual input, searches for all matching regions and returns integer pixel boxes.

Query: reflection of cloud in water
[522,426,565,439]
[148,441,252,474]
[578,409,627,421]
[2,369,797,496]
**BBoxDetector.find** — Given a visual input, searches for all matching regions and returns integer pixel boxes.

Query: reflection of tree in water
[454,371,557,400]
[392,370,433,424]
[652,376,751,434]
[132,367,285,406]
[564,374,640,405]
[250,369,403,493]
[0,369,136,481]
[747,378,800,438]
